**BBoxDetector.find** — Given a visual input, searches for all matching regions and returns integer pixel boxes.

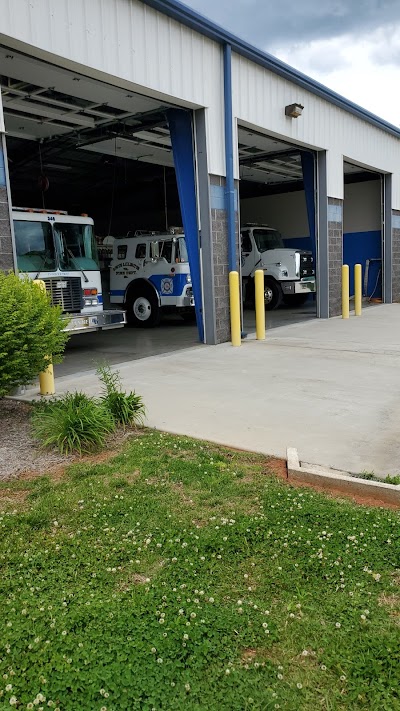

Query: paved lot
[23,302,400,478]
[55,302,316,377]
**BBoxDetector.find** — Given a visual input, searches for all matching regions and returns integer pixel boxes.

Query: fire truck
[12,208,125,333]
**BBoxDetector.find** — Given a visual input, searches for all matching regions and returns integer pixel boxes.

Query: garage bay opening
[237,126,317,331]
[1,46,200,374]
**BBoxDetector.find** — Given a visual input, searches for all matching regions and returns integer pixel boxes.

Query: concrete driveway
[55,302,316,377]
[22,303,400,477]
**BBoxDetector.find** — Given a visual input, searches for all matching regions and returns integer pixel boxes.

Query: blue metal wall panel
[0,146,6,187]
[167,109,204,341]
[343,230,382,297]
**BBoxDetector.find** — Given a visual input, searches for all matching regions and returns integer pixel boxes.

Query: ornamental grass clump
[97,363,145,428]
[31,391,115,455]
[31,366,145,455]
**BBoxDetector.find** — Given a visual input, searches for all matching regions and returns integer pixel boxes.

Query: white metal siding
[1,0,400,208]
[0,0,226,175]
[233,55,400,208]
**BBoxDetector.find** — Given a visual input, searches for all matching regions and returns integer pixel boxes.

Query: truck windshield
[253,229,284,252]
[14,220,56,272]
[55,223,100,271]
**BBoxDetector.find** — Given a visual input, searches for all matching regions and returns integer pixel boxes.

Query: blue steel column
[223,44,237,273]
[167,109,204,342]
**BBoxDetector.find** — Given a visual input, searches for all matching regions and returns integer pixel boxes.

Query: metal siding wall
[0,0,225,175]
[2,0,400,204]
[232,54,400,208]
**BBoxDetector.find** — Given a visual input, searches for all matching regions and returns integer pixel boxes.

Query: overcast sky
[183,0,400,126]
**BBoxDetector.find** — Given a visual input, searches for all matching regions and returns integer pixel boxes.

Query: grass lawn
[0,431,399,711]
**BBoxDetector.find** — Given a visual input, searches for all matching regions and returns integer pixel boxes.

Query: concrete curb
[287,447,400,506]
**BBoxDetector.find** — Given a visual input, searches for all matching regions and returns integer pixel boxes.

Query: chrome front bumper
[64,309,126,333]
[281,278,316,296]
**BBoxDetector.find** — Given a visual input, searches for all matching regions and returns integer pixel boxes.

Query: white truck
[109,229,194,327]
[12,208,126,333]
[241,223,316,310]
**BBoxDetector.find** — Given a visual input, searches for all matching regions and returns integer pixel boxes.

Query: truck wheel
[264,278,283,311]
[283,293,309,307]
[126,287,161,327]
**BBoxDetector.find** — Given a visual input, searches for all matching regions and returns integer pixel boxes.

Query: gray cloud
[370,29,400,65]
[182,0,400,50]
[281,41,351,75]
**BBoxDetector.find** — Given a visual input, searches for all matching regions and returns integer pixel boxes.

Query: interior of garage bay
[237,125,318,332]
[342,161,384,307]
[0,44,202,374]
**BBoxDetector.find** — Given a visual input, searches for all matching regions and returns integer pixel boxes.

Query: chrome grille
[300,251,314,277]
[43,277,83,313]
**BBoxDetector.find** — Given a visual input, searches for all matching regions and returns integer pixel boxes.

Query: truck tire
[126,285,161,327]
[264,278,283,311]
[283,293,309,307]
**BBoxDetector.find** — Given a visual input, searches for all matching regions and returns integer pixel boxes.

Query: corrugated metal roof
[142,0,400,140]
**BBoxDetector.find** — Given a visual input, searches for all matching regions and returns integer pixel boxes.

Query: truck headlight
[84,298,98,307]
[295,252,300,278]
[186,274,192,284]
[281,269,288,277]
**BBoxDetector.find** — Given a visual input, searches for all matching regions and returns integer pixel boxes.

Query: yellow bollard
[354,263,362,316]
[33,279,56,395]
[342,265,350,319]
[39,363,55,396]
[229,271,241,347]
[254,269,266,340]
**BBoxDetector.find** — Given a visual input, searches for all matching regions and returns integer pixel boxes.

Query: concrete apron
[17,303,400,479]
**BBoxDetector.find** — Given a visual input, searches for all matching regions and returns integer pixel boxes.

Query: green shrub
[0,272,69,396]
[97,364,145,427]
[31,392,115,454]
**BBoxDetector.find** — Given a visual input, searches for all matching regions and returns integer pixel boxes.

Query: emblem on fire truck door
[161,278,174,295]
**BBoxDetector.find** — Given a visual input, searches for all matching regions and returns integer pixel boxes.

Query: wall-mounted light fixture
[285,103,304,118]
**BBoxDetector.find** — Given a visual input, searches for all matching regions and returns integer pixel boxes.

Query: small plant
[385,474,400,485]
[358,470,400,485]
[0,272,69,397]
[358,471,377,481]
[31,391,115,454]
[97,363,145,428]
